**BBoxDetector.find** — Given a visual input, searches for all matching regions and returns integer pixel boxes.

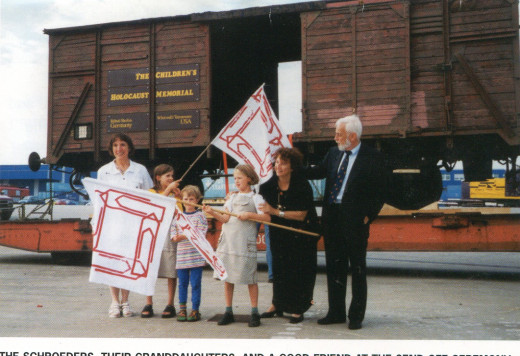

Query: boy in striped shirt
[171,185,208,322]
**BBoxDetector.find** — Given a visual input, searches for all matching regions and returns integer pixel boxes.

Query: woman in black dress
[259,147,319,323]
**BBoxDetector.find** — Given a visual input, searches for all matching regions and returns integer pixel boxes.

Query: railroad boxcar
[36,0,520,210]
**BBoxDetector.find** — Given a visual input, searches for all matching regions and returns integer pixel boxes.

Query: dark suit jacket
[306,143,387,239]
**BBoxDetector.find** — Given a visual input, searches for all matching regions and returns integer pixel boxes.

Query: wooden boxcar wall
[302,1,411,141]
[300,0,520,147]
[47,20,210,167]
[448,0,518,142]
[48,31,96,161]
[409,0,519,142]
[46,0,520,169]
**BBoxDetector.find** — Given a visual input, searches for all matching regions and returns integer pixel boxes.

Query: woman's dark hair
[108,133,135,157]
[273,147,304,171]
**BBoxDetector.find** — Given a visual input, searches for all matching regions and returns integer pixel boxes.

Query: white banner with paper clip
[83,177,177,296]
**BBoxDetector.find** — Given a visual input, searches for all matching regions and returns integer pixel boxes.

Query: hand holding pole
[181,200,320,238]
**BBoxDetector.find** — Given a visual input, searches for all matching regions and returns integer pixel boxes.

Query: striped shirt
[171,210,208,269]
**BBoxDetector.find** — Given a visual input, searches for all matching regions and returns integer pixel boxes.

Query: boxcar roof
[43,1,325,35]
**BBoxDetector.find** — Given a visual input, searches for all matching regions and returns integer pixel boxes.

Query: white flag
[83,177,177,296]
[212,85,292,184]
[173,211,227,280]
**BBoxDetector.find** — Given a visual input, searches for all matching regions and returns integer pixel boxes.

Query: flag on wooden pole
[172,210,227,280]
[212,85,292,184]
[83,177,227,296]
[83,178,176,295]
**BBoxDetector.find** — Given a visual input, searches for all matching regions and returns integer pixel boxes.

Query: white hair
[335,114,362,138]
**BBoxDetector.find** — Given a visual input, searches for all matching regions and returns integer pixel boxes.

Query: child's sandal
[161,305,176,319]
[140,304,154,318]
[187,310,201,322]
[177,309,187,322]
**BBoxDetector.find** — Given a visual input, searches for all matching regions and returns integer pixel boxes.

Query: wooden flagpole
[181,200,320,238]
[222,151,230,194]
[179,143,212,181]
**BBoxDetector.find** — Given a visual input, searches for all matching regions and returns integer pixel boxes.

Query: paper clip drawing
[91,188,166,280]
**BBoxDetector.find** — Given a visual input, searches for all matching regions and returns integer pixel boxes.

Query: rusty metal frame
[94,31,102,163]
[301,11,321,134]
[350,6,357,113]
[47,37,55,162]
[512,0,520,139]
[148,23,157,161]
[442,0,453,132]
[402,2,412,132]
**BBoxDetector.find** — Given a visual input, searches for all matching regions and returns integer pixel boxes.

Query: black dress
[259,174,318,315]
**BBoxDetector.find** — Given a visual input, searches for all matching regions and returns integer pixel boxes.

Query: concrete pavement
[0,246,519,339]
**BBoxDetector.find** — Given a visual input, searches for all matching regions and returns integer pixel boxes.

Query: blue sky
[0,0,307,165]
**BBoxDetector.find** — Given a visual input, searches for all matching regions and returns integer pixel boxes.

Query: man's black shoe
[317,315,346,325]
[348,320,362,330]
[217,311,235,325]
[248,312,261,327]
[289,314,304,324]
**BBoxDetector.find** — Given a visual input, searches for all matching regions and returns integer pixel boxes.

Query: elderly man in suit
[306,114,387,330]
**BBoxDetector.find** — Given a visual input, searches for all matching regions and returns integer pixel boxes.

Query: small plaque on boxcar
[156,110,200,130]
[107,112,149,132]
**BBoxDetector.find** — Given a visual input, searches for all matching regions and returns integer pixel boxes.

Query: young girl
[141,164,181,318]
[171,185,208,322]
[203,164,270,327]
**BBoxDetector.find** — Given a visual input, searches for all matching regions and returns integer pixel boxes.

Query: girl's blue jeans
[177,266,203,310]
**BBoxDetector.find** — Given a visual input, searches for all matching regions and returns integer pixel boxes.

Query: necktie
[328,150,352,204]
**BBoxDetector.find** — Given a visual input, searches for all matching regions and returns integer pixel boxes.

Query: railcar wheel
[385,164,443,210]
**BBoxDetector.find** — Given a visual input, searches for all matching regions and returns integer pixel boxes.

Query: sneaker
[248,312,261,327]
[187,310,201,322]
[217,311,234,325]
[108,303,121,318]
[121,302,134,317]
[177,309,187,322]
